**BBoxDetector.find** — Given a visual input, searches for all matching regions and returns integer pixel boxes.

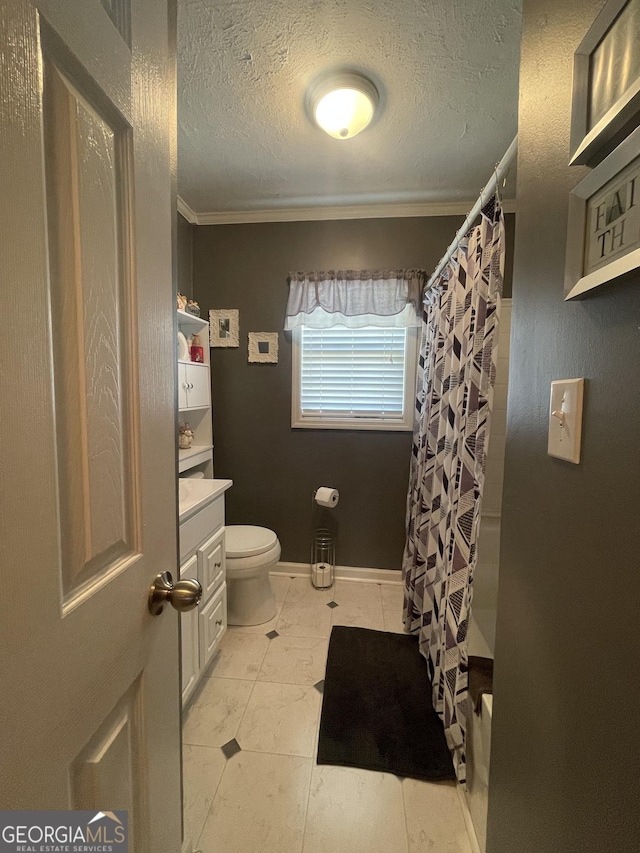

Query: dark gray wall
[487,2,640,851]
[177,212,194,298]
[193,215,513,568]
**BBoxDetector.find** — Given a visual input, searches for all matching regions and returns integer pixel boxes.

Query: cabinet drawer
[198,527,225,603]
[199,583,227,670]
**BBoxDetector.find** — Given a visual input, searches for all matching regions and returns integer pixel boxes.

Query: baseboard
[457,784,483,853]
[272,561,403,585]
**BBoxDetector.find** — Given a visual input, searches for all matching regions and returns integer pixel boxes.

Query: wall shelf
[178,445,213,473]
[177,308,209,331]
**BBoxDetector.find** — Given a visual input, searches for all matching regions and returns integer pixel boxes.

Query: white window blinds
[299,326,409,421]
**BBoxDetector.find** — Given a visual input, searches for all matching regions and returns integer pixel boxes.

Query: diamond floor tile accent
[327,601,339,609]
[314,680,324,694]
[266,630,279,639]
[221,738,241,760]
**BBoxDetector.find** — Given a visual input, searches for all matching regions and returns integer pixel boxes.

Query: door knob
[148,571,202,615]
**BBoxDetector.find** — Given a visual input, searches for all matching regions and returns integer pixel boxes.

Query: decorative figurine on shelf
[185,299,201,317]
[178,423,194,449]
[190,332,204,363]
[177,292,187,311]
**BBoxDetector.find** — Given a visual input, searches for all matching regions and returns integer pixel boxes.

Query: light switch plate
[548,378,584,464]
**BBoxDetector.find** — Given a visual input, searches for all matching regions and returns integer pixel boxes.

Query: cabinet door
[178,362,188,410]
[198,527,225,603]
[199,584,227,671]
[186,363,210,408]
[180,555,200,705]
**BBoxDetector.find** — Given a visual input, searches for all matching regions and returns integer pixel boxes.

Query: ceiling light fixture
[309,72,379,140]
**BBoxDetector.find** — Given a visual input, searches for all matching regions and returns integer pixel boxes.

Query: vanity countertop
[178,478,232,523]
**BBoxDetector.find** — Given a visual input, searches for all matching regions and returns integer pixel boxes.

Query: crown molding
[177,197,516,226]
[177,195,198,224]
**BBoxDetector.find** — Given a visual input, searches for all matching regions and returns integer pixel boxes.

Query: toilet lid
[226,525,278,558]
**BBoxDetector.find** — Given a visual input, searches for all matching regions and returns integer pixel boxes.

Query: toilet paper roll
[315,487,339,508]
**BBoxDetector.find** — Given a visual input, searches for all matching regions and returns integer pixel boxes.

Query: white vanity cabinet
[178,479,232,706]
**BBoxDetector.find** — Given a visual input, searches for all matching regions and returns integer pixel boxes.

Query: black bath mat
[317,626,455,781]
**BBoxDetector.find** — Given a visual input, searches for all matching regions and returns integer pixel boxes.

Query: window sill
[292,417,413,432]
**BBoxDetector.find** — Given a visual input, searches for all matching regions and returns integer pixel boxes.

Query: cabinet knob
[148,571,202,615]
[216,619,223,627]
[214,561,222,568]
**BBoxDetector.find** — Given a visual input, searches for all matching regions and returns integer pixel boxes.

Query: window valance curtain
[284,269,426,330]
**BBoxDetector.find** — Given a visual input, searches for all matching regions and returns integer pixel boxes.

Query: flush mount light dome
[309,72,379,140]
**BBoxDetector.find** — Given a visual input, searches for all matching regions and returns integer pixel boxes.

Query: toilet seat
[226,525,278,559]
[225,540,281,575]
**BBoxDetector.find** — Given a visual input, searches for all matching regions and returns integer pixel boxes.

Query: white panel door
[180,556,200,705]
[186,363,211,409]
[198,528,226,602]
[0,1,182,850]
[178,363,189,410]
[199,585,228,669]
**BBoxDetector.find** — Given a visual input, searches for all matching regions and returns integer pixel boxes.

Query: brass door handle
[148,571,202,615]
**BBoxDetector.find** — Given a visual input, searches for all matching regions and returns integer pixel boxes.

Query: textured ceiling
[178,0,522,215]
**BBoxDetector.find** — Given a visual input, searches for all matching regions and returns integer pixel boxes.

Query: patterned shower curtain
[402,197,505,783]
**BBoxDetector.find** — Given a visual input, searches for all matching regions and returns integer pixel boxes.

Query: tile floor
[183,575,474,853]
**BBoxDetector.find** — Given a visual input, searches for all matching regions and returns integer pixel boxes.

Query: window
[291,325,418,431]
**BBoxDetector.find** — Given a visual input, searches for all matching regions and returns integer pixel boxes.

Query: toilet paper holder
[311,528,335,591]
[311,487,338,590]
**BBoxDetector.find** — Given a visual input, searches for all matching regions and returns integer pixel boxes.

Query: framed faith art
[565,125,639,299]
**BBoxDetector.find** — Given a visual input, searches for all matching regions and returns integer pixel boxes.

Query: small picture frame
[569,0,640,166]
[248,332,279,364]
[209,309,239,348]
[565,124,640,299]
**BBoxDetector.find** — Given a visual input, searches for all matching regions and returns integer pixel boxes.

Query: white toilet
[225,525,281,626]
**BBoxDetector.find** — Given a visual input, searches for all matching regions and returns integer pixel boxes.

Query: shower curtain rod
[425,135,518,290]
